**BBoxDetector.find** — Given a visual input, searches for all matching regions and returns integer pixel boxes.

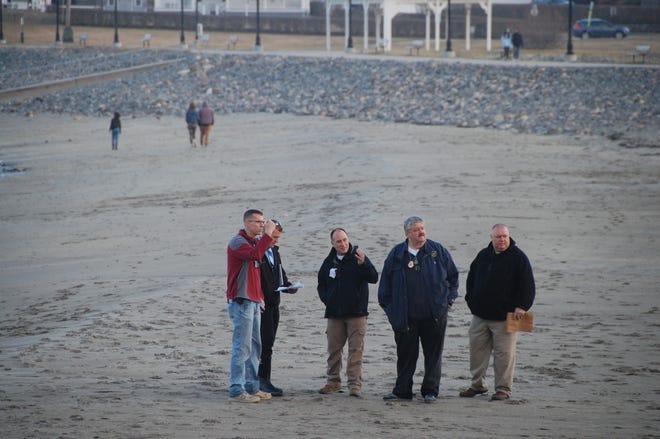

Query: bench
[629,45,650,64]
[374,38,388,53]
[142,33,152,48]
[406,40,424,56]
[79,32,88,47]
[225,35,238,50]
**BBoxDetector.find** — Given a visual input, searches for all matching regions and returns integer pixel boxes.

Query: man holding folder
[460,224,536,401]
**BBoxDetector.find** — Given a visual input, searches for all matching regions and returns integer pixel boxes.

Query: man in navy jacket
[459,223,535,401]
[378,216,459,403]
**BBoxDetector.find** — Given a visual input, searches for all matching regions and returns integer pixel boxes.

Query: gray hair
[491,223,510,236]
[404,216,424,232]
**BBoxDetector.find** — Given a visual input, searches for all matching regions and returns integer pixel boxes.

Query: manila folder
[506,312,534,333]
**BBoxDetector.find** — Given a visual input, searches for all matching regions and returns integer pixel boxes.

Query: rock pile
[1,48,658,141]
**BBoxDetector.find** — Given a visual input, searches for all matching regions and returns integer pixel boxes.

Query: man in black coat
[317,228,378,397]
[460,224,535,401]
[258,220,297,396]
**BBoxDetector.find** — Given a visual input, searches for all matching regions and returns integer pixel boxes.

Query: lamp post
[113,0,121,47]
[180,0,186,48]
[444,0,454,57]
[55,0,61,44]
[195,0,199,44]
[347,0,353,50]
[566,0,575,57]
[254,0,261,50]
[0,0,5,44]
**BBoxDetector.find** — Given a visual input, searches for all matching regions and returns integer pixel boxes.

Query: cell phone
[352,245,359,255]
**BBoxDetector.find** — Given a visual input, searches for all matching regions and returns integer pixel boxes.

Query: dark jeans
[392,311,448,398]
[259,305,280,381]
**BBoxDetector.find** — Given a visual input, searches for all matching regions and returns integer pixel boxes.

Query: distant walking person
[512,30,523,60]
[198,101,214,147]
[109,112,121,150]
[500,29,512,60]
[185,102,199,147]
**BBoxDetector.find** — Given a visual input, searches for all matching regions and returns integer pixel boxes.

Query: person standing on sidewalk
[512,30,524,60]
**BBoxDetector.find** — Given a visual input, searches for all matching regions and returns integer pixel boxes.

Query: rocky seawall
[1,48,658,145]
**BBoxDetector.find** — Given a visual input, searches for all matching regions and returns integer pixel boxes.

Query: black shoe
[260,379,283,397]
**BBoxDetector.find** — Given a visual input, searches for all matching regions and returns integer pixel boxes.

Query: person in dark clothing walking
[459,224,535,401]
[258,219,298,396]
[378,216,459,403]
[317,228,378,397]
[109,112,121,150]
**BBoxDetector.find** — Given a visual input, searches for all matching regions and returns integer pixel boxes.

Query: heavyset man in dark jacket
[460,223,535,401]
[378,216,459,403]
[317,228,378,397]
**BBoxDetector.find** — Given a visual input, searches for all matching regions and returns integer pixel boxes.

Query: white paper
[276,282,304,292]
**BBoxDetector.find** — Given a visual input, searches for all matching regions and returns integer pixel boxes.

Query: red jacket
[226,229,273,305]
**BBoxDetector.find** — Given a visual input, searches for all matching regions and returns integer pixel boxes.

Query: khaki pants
[325,317,366,391]
[199,124,212,146]
[468,315,517,395]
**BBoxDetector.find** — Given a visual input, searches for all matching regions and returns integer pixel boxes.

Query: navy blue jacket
[465,238,535,321]
[317,244,379,319]
[378,239,459,332]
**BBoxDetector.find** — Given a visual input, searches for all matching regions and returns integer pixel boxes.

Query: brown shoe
[459,388,488,398]
[349,388,361,398]
[319,383,341,394]
[490,391,510,401]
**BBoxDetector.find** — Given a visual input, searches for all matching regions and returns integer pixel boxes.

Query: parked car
[573,19,630,39]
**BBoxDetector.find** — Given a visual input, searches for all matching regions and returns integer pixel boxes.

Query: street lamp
[180,0,186,47]
[254,0,261,50]
[113,0,121,47]
[195,0,199,44]
[55,0,61,43]
[1,0,5,44]
[445,0,452,53]
[347,0,353,50]
[566,0,574,57]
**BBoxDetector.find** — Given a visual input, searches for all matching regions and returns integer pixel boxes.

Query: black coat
[260,246,290,309]
[465,238,535,321]
[317,244,379,319]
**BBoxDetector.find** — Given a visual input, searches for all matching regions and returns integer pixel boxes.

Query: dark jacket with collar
[465,238,535,321]
[260,245,291,309]
[317,244,379,319]
[378,239,459,333]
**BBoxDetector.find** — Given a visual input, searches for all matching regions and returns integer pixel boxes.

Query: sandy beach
[1,109,659,437]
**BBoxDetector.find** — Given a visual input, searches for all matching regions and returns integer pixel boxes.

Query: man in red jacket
[227,209,276,403]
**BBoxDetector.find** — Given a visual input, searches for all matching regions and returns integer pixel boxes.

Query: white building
[2,0,49,11]
[152,0,310,15]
